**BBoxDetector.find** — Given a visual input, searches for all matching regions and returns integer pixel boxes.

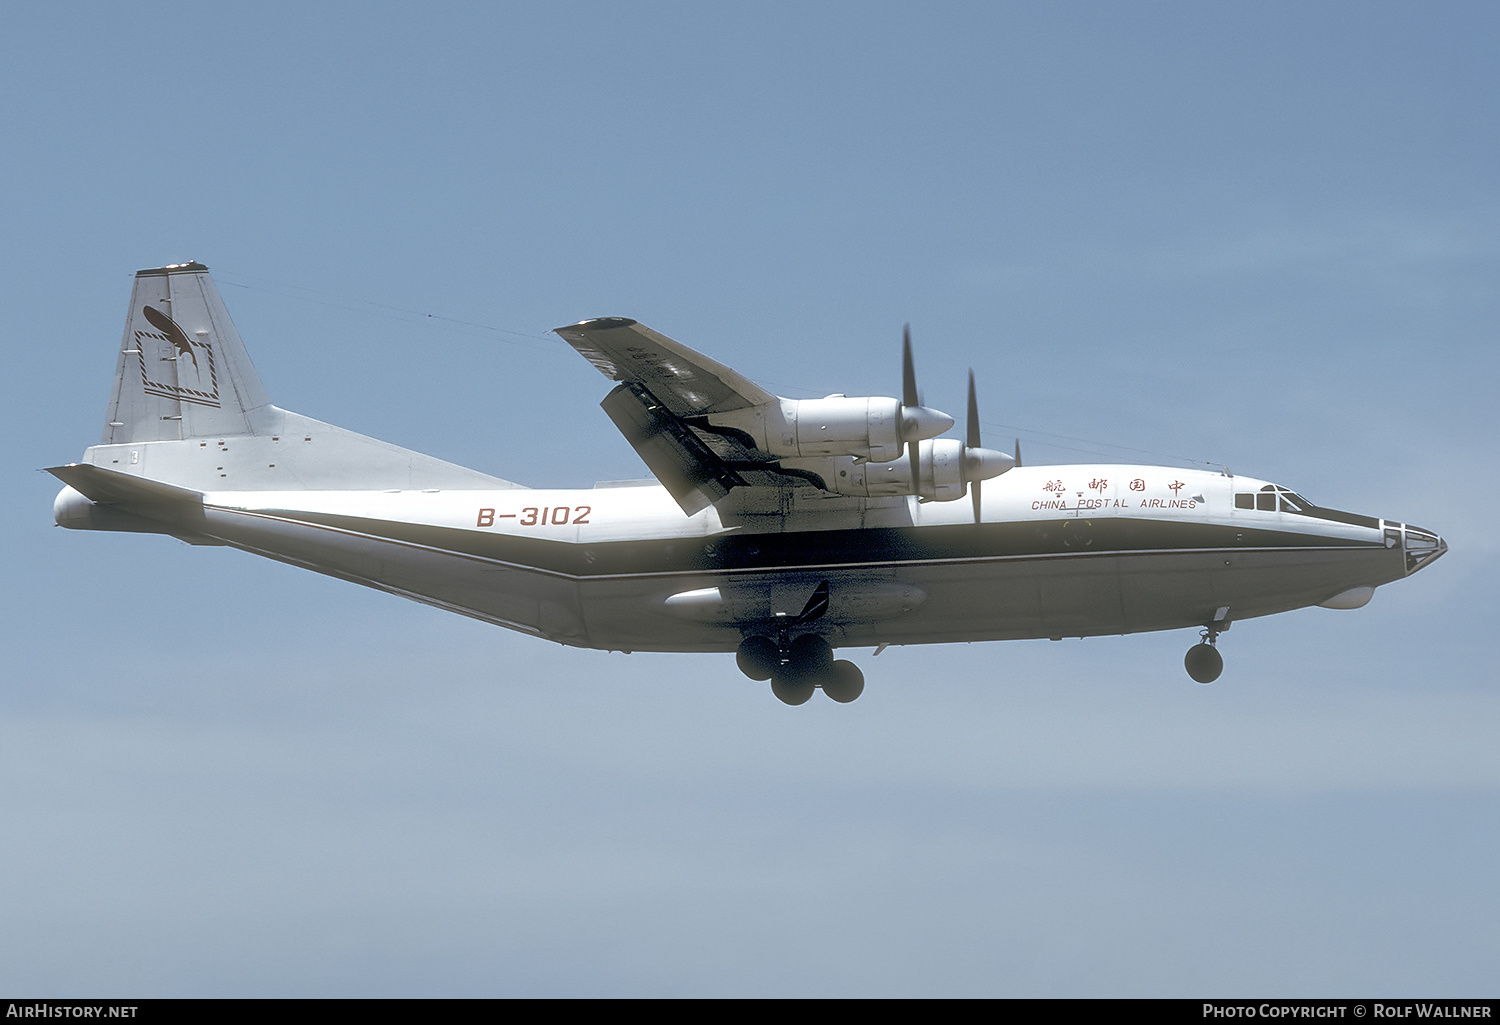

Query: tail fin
[104,262,273,443]
[72,261,523,496]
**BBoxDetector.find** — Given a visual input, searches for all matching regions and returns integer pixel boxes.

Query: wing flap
[599,384,746,516]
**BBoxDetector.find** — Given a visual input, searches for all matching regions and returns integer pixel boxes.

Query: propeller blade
[966,370,980,449]
[897,324,953,446]
[958,373,1016,518]
[904,325,921,495]
[1014,439,1022,468]
[897,325,955,500]
[968,371,981,523]
[902,324,918,408]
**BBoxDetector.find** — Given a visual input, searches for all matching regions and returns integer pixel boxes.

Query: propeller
[897,326,1008,510]
[900,325,953,495]
[960,369,1016,522]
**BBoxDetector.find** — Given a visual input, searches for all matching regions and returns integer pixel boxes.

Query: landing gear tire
[1184,642,1223,684]
[736,636,780,681]
[771,674,816,705]
[822,660,865,703]
[770,634,835,705]
[753,633,861,705]
[786,634,833,679]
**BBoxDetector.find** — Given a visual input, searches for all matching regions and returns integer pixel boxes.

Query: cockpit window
[1234,484,1378,529]
[1238,485,1314,514]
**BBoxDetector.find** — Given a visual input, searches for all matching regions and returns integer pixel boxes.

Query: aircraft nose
[1401,524,1446,576]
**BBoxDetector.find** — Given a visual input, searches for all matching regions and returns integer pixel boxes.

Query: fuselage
[137,462,1439,653]
[52,263,1450,700]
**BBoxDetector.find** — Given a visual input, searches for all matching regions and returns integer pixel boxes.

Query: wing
[556,319,820,515]
[554,317,776,414]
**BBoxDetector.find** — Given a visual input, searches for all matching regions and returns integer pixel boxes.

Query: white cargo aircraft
[49,263,1446,703]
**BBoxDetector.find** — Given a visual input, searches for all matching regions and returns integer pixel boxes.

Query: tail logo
[137,305,221,408]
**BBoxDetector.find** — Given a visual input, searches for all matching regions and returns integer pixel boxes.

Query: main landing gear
[737,635,866,705]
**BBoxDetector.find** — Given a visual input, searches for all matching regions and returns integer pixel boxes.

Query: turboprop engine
[700,326,1014,518]
[710,394,954,463]
[914,436,1015,502]
[813,366,1014,518]
[823,436,1015,501]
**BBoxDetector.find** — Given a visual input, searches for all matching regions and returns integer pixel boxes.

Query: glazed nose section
[1401,524,1447,575]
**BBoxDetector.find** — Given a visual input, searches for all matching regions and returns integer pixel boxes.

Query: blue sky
[2,2,1496,996]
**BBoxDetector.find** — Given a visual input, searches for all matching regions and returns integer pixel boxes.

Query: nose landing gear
[1184,608,1231,684]
[1184,628,1224,684]
[737,634,866,704]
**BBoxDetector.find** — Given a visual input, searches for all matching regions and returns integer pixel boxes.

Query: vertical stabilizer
[79,261,523,493]
[104,262,273,443]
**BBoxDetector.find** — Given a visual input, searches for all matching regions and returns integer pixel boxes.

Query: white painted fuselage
[109,462,1428,653]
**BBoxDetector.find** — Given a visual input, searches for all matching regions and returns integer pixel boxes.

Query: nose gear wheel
[1185,627,1224,684]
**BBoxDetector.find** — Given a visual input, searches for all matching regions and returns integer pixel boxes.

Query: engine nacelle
[709,396,953,463]
[919,438,968,502]
[818,438,1015,500]
[789,396,901,461]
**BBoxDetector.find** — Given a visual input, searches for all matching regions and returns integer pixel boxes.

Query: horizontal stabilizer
[47,463,203,507]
